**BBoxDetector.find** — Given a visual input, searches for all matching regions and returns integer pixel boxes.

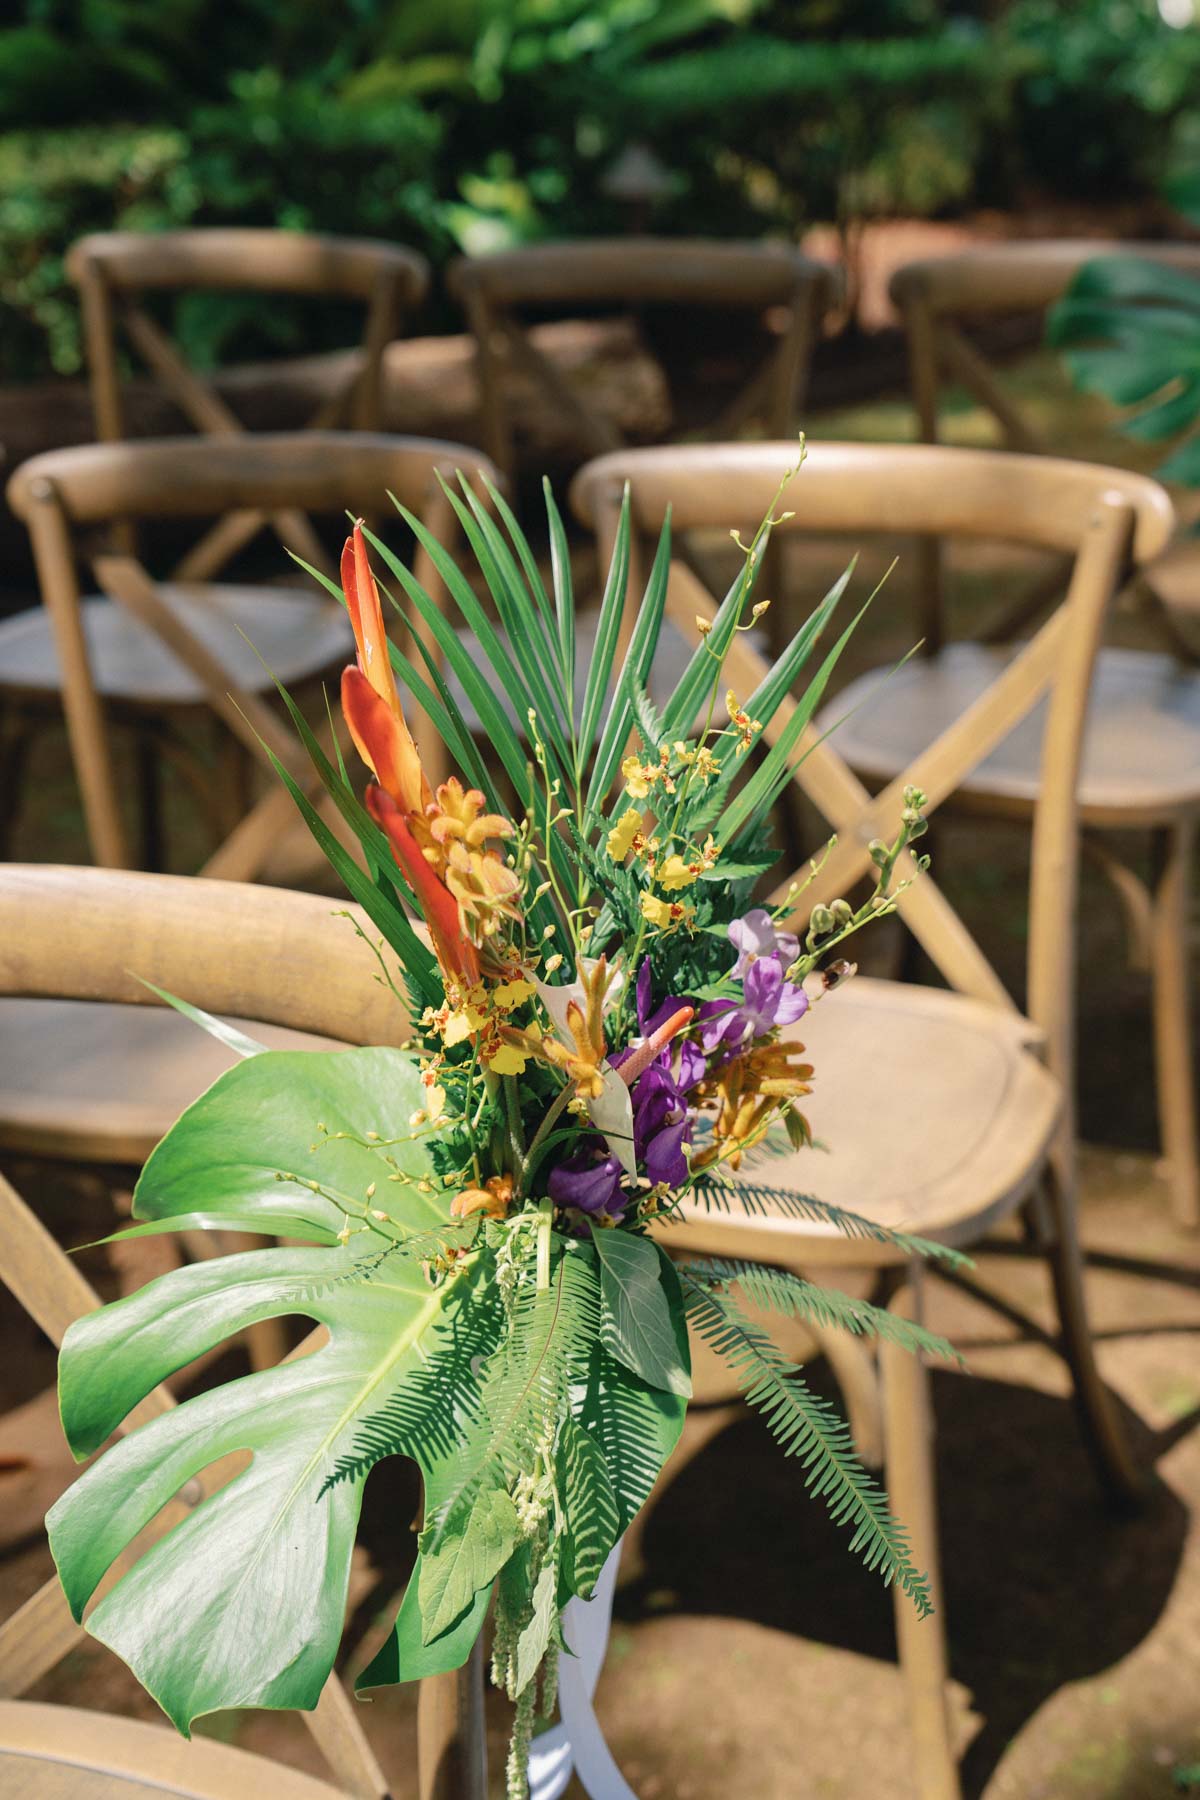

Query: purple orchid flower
[547,1151,626,1218]
[616,961,706,1093]
[727,907,800,979]
[695,912,809,1057]
[630,1063,691,1188]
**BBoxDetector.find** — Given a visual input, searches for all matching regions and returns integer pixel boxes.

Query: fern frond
[632,678,667,753]
[683,1259,963,1366]
[574,1344,675,1533]
[430,1243,601,1535]
[322,1297,502,1491]
[684,1178,969,1268]
[681,1273,934,1617]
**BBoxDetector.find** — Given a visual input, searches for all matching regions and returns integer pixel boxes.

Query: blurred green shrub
[2,0,1199,382]
[994,0,1200,202]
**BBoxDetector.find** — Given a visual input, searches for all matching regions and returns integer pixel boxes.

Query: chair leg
[1150,822,1200,1228]
[1040,1158,1145,1508]
[135,727,165,871]
[0,705,35,859]
[881,1272,960,1800]
[418,1643,488,1800]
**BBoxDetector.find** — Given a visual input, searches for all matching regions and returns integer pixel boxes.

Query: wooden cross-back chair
[876,244,1200,1229]
[66,229,429,581]
[571,441,1173,1799]
[0,864,483,1800]
[888,239,1200,652]
[448,238,837,484]
[3,433,498,881]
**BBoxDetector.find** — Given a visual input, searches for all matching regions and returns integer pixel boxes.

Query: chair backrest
[6,432,501,875]
[0,866,414,1798]
[570,440,1173,1107]
[889,240,1200,450]
[887,241,1200,651]
[67,229,430,579]
[448,237,838,478]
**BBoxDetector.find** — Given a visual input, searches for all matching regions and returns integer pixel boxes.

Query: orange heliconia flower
[337,521,482,988]
[340,521,431,818]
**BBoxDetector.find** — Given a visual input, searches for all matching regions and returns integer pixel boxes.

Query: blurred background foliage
[3,0,1200,381]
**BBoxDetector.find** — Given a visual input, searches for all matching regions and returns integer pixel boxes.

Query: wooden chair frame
[571,440,1172,1798]
[449,238,838,482]
[888,239,1200,653]
[0,864,482,1800]
[5,433,499,881]
[573,441,1170,1160]
[886,244,1200,1225]
[67,229,429,581]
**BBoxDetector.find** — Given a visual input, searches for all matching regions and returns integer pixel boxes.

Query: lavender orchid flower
[727,907,800,979]
[695,911,809,1057]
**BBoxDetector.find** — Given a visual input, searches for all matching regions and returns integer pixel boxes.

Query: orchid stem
[502,1075,525,1180]
[517,1081,575,1199]
[536,1198,552,1291]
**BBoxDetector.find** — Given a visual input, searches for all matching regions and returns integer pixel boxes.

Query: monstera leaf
[47,1047,498,1732]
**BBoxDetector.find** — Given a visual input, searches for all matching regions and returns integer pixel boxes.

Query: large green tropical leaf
[1048,254,1200,480]
[48,1048,498,1732]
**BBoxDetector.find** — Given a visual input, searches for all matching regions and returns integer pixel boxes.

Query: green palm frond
[685,1177,969,1269]
[683,1259,963,1365]
[681,1273,934,1617]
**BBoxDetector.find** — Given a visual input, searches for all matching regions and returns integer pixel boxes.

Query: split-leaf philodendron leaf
[46,1044,690,1734]
[47,1047,499,1732]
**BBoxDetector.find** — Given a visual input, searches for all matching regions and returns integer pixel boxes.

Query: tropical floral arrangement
[48,460,956,1796]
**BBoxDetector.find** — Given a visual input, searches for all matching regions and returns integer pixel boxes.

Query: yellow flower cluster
[422,974,535,1059]
[726,691,762,755]
[412,776,522,940]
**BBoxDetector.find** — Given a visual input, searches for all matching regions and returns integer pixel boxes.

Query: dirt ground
[3,330,1200,1797]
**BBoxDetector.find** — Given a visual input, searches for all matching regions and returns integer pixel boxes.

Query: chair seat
[816,644,1200,823]
[669,978,1061,1265]
[0,1699,344,1798]
[0,999,345,1164]
[0,583,353,706]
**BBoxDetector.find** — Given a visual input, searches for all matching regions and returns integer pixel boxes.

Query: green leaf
[682,1274,934,1618]
[587,516,672,811]
[446,476,571,760]
[357,1564,492,1690]
[419,1486,520,1642]
[575,1343,685,1534]
[660,539,764,738]
[717,590,875,846]
[514,1560,558,1696]
[632,677,667,753]
[589,1227,692,1398]
[544,479,578,731]
[557,1413,620,1600]
[685,1259,963,1366]
[135,979,266,1059]
[47,1050,503,1732]
[684,1176,969,1268]
[578,487,632,760]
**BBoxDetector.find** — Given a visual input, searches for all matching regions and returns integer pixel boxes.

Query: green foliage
[47,1046,501,1729]
[684,1257,963,1363]
[1048,253,1200,487]
[589,1226,692,1397]
[994,0,1200,204]
[681,1271,935,1615]
[6,0,1199,379]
